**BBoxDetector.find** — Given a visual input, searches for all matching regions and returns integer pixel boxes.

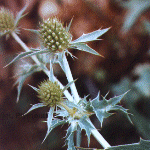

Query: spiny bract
[37,80,63,107]
[0,7,15,33]
[39,17,72,53]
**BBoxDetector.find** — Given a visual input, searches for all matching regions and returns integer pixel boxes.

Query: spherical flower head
[39,17,72,53]
[37,80,63,107]
[0,7,15,34]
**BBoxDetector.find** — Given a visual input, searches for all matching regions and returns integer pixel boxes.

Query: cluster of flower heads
[1,6,133,150]
[0,7,15,34]
[39,18,72,53]
[37,80,63,107]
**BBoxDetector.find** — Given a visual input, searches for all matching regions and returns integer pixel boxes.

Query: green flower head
[39,17,72,53]
[0,5,27,37]
[0,7,15,34]
[37,80,63,107]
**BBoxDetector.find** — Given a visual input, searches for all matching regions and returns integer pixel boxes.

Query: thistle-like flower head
[0,7,15,34]
[37,80,63,107]
[0,5,27,36]
[39,17,72,53]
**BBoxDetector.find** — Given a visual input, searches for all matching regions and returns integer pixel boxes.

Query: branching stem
[11,31,111,149]
[11,32,73,102]
[62,54,111,148]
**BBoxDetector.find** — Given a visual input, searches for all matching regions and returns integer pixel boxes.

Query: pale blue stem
[76,125,81,147]
[91,129,111,149]
[87,118,111,149]
[62,54,80,104]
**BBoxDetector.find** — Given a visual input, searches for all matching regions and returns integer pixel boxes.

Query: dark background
[0,0,150,149]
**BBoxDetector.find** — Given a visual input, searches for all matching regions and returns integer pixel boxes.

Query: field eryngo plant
[2,5,149,150]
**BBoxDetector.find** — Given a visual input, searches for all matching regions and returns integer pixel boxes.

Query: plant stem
[62,54,80,104]
[87,118,111,149]
[62,53,111,148]
[91,129,111,149]
[11,32,41,65]
[11,32,111,149]
[59,101,73,115]
[11,32,73,102]
[76,125,81,147]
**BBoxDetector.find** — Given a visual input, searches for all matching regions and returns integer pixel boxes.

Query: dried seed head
[37,80,63,107]
[0,7,15,34]
[39,17,72,53]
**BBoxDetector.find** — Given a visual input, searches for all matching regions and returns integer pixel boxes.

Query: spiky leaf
[63,100,83,112]
[67,132,75,150]
[56,52,67,73]
[78,116,94,146]
[15,5,28,27]
[28,84,39,92]
[112,105,132,124]
[43,119,66,143]
[62,79,77,93]
[22,49,50,58]
[4,49,50,68]
[42,107,55,143]
[106,139,150,150]
[66,18,73,32]
[75,139,150,150]
[91,92,130,126]
[4,51,33,68]
[15,64,39,102]
[23,103,46,116]
[72,43,102,56]
[71,28,110,43]
[66,120,78,150]
[55,106,69,118]
[108,91,129,105]
[79,95,93,113]
[23,28,40,35]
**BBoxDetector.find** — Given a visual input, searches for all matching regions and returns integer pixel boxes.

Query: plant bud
[37,80,63,107]
[39,17,71,52]
[0,7,15,34]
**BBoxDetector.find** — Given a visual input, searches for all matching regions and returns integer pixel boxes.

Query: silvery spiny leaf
[78,95,93,113]
[43,119,66,143]
[42,107,54,143]
[71,42,103,56]
[14,63,39,102]
[65,120,78,150]
[106,139,150,150]
[78,116,95,146]
[23,103,46,116]
[14,5,28,27]
[71,28,110,43]
[55,106,69,118]
[4,48,49,68]
[22,28,40,36]
[91,91,131,126]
